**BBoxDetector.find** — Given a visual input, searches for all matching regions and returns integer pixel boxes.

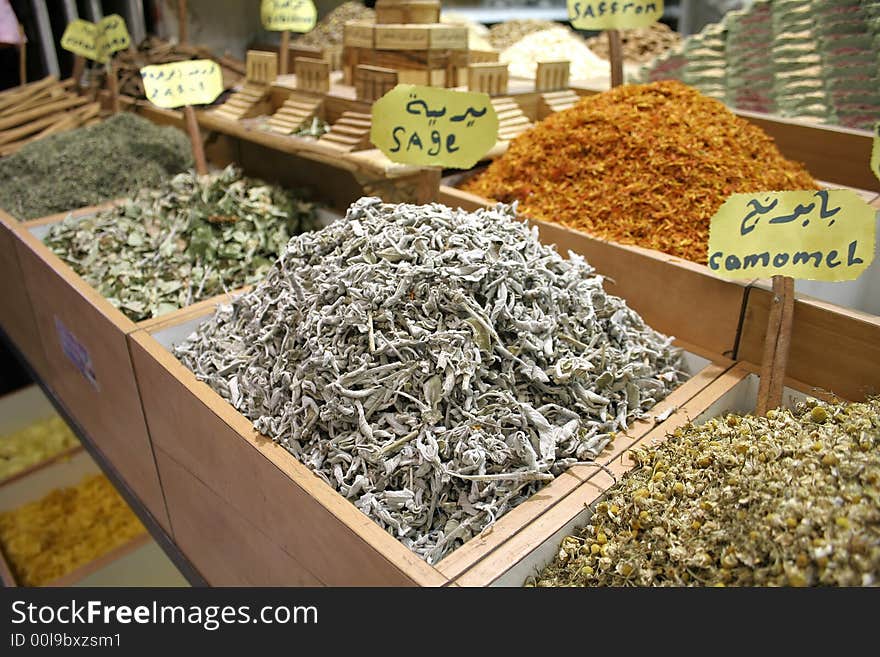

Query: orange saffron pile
[463,81,818,263]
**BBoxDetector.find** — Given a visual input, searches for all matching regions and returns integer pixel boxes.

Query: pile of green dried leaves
[44,166,318,322]
[536,397,880,587]
[0,113,193,220]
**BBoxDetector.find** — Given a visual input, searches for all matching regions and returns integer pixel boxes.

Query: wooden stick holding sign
[755,275,794,415]
[261,0,317,74]
[140,59,224,176]
[606,30,624,88]
[568,1,665,88]
[178,0,188,45]
[708,189,876,414]
[18,24,26,86]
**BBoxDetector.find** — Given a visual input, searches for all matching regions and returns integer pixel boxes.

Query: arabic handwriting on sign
[739,196,778,236]
[449,106,488,127]
[739,190,842,236]
[405,96,446,119]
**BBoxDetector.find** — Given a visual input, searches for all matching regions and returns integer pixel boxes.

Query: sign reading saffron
[261,0,317,32]
[371,84,499,169]
[568,1,664,30]
[708,190,876,282]
[140,60,224,109]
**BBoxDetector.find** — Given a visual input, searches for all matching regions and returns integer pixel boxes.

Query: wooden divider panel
[355,65,399,103]
[738,289,880,401]
[535,61,570,92]
[246,50,278,85]
[468,63,509,96]
[295,57,330,94]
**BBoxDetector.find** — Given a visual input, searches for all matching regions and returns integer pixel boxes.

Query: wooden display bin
[452,363,828,586]
[8,122,352,538]
[126,207,744,585]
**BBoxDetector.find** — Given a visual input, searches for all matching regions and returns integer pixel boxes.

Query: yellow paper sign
[141,60,224,109]
[61,19,99,61]
[261,0,317,32]
[708,190,876,282]
[872,122,879,183]
[371,84,499,169]
[61,15,130,63]
[98,14,131,58]
[568,1,664,30]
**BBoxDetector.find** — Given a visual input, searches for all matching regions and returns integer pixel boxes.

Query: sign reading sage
[872,121,879,183]
[140,59,224,109]
[261,0,317,32]
[371,84,499,169]
[568,1,664,30]
[707,189,876,281]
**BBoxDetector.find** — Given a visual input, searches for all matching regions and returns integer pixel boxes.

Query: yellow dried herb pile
[536,397,880,587]
[0,416,79,481]
[464,81,817,263]
[0,474,146,586]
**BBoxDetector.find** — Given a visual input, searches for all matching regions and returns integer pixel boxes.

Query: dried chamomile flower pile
[0,474,145,586]
[174,198,685,563]
[537,397,880,587]
[464,80,817,263]
[0,113,193,220]
[0,416,79,481]
[44,166,318,322]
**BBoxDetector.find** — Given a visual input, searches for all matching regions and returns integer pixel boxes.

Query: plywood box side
[0,210,51,380]
[155,447,324,586]
[129,329,445,586]
[12,227,171,534]
[738,287,880,401]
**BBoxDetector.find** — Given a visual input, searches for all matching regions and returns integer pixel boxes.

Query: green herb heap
[537,397,880,587]
[44,166,318,322]
[0,113,193,220]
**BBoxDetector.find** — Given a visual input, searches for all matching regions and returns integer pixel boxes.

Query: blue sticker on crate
[54,316,99,390]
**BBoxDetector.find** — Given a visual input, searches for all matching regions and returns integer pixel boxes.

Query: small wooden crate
[452,364,830,586]
[126,209,742,585]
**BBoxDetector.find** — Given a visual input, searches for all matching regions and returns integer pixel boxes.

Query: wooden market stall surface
[1,80,878,586]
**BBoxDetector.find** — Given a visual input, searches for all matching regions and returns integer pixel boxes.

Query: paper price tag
[61,15,130,63]
[61,19,99,61]
[141,60,224,109]
[568,1,664,30]
[871,122,879,183]
[261,0,317,32]
[371,84,499,169]
[708,190,876,282]
[98,14,131,58]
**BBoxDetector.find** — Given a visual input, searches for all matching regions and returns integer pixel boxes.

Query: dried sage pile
[44,166,318,322]
[0,113,193,220]
[537,397,880,587]
[174,198,685,563]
